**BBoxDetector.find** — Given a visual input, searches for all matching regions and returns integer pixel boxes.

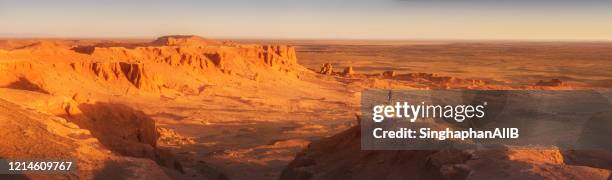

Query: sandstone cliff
[0,98,173,179]
[0,35,301,96]
[0,35,300,179]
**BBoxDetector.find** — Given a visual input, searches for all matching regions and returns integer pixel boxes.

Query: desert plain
[0,36,611,179]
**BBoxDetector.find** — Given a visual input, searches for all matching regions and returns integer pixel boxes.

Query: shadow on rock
[62,102,183,173]
[2,77,49,94]
[563,112,612,170]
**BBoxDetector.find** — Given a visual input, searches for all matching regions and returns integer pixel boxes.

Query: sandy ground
[285,41,612,88]
[128,72,359,179]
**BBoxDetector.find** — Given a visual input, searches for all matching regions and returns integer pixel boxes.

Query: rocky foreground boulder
[281,124,612,180]
[0,98,173,179]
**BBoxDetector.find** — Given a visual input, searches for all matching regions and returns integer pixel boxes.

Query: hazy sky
[1,0,612,40]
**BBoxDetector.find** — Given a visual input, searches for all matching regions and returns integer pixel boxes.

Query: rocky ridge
[0,35,301,179]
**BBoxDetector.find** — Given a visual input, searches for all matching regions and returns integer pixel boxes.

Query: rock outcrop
[0,35,301,96]
[0,35,300,179]
[314,64,489,89]
[530,78,574,90]
[343,66,355,76]
[382,70,395,78]
[536,78,566,87]
[70,61,163,92]
[84,37,299,75]
[150,35,222,46]
[319,63,333,75]
[0,98,172,179]
[282,125,612,180]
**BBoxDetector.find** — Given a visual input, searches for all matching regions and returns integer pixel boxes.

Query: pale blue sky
[1,0,612,40]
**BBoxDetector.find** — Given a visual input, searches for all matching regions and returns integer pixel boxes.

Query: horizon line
[1,34,612,43]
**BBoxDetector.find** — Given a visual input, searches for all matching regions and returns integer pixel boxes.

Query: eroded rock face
[71,62,163,92]
[382,70,395,78]
[395,73,487,88]
[343,66,355,76]
[0,99,172,179]
[58,101,191,174]
[280,126,443,180]
[70,103,158,155]
[529,78,575,90]
[0,35,301,96]
[536,78,565,87]
[0,36,282,179]
[150,35,222,46]
[314,65,491,89]
[319,63,333,75]
[86,39,299,73]
[0,61,53,94]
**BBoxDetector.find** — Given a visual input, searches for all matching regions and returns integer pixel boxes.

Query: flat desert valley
[1,36,611,179]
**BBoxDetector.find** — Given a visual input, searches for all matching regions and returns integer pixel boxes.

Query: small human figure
[387,90,392,104]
